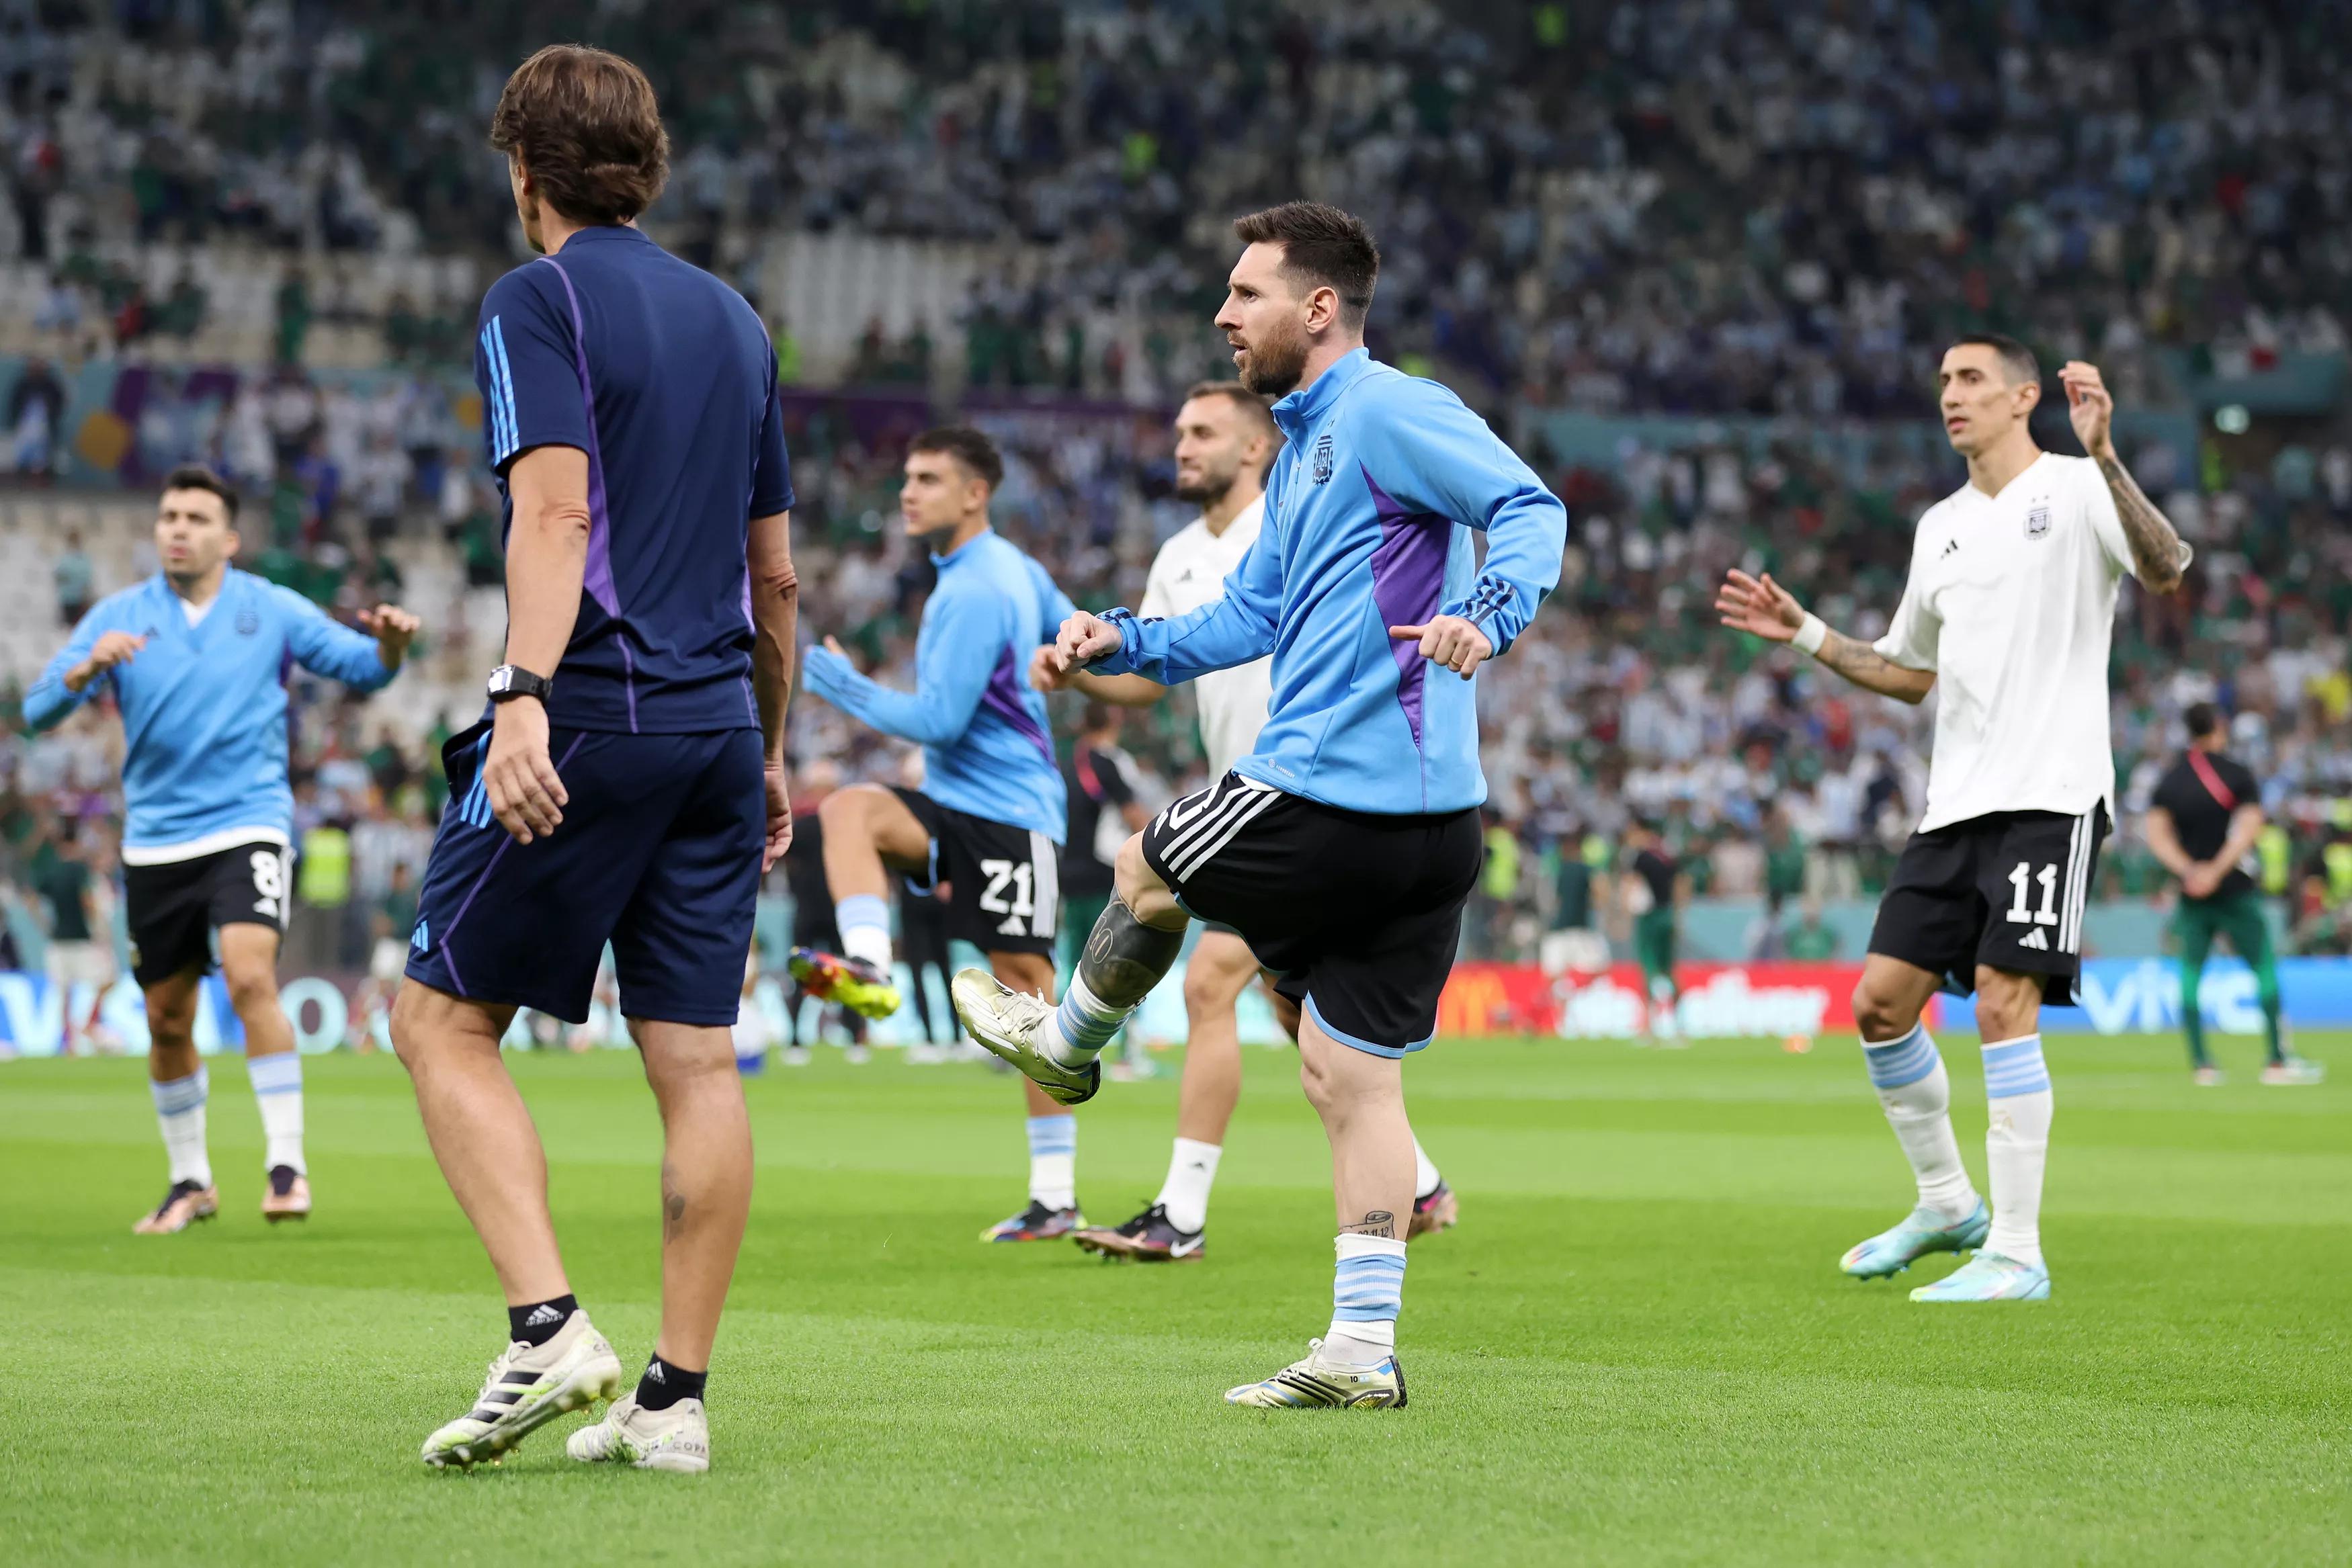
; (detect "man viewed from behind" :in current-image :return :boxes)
[394,45,800,1474]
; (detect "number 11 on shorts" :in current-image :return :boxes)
[2006,859,2058,926]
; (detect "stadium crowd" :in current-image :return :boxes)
[2,1,2348,406]
[5,0,2352,986]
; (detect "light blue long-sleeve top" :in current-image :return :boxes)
[1089,348,1566,814]
[802,528,1075,842]
[26,570,395,860]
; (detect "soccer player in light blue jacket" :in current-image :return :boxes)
[27,465,417,1234]
[800,426,1092,1244]
[954,204,1566,1406]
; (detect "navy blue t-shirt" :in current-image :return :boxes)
[474,224,791,733]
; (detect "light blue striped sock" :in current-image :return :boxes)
[1981,1034,2052,1097]
[1327,1235,1407,1364]
[1049,975,1129,1065]
[1025,1114,1077,1210]
[1980,1035,2053,1267]
[150,1068,212,1188]
[833,894,892,970]
[247,1051,306,1174]
[1861,1022,1939,1088]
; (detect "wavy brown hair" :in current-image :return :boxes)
[489,44,669,226]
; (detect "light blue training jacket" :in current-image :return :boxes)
[26,569,394,858]
[802,527,1075,842]
[1091,348,1565,814]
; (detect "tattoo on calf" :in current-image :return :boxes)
[1343,1211,1398,1239]
[661,1159,685,1240]
[1077,895,1185,1008]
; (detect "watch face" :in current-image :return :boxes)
[489,668,512,693]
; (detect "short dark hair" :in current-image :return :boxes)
[2185,701,2224,740]
[1081,701,1117,734]
[1949,332,2042,387]
[908,426,1003,490]
[160,464,239,522]
[490,44,670,226]
[1233,202,1380,328]
[1183,379,1280,446]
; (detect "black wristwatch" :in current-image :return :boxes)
[487,664,554,705]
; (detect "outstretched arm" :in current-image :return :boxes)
[1715,569,1935,705]
[801,593,993,745]
[2061,360,2189,595]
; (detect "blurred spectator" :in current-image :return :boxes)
[52,527,93,627]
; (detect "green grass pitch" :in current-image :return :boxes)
[2,1032,2346,1566]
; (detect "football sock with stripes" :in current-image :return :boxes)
[1325,1234,1406,1368]
[150,1068,212,1189]
[247,1049,306,1174]
[1042,895,1184,1069]
[1861,1023,1978,1223]
[636,1354,706,1411]
[1981,1034,2053,1268]
[1412,1137,1443,1201]
[834,894,893,972]
[1026,1114,1077,1211]
[1155,1137,1221,1233]
[507,1294,577,1348]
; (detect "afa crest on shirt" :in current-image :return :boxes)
[2025,501,2052,539]
[1312,433,1335,484]
[236,607,260,636]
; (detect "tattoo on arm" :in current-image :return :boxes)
[1814,629,1937,705]
[1342,1211,1397,1239]
[2096,455,2187,594]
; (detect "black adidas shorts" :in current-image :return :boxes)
[1868,805,2108,1004]
[1140,771,1479,1057]
[123,839,294,987]
[892,787,1059,958]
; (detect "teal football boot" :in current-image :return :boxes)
[1839,1199,1990,1278]
[1910,1251,2052,1303]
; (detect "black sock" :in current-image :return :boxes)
[636,1354,707,1411]
[507,1294,579,1348]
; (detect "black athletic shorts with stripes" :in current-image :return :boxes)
[1868,804,2109,1004]
[1140,771,1480,1057]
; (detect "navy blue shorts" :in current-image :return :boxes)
[405,721,764,1025]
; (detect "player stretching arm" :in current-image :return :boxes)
[1717,335,2187,1303]
[957,202,1564,1405]
[26,464,417,1235]
[394,45,794,1473]
[798,427,1093,1244]
[2144,703,2318,1085]
[1040,384,1459,1262]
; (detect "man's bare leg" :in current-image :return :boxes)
[219,923,308,1211]
[391,982,569,1304]
[632,1018,753,1377]
[814,783,930,978]
[397,980,630,1467]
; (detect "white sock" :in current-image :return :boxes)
[1411,1137,1442,1201]
[835,894,893,971]
[1325,1233,1406,1368]
[1154,1137,1222,1233]
[247,1050,306,1174]
[1026,1114,1077,1211]
[1982,1034,2054,1268]
[1861,1024,1977,1222]
[151,1068,213,1188]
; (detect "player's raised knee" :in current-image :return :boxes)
[1114,832,1183,926]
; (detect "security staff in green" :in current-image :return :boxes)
[2143,703,2322,1086]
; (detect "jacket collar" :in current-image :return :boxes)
[933,525,995,570]
[1271,347,1375,439]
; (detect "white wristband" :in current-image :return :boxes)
[1791,613,1828,656]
